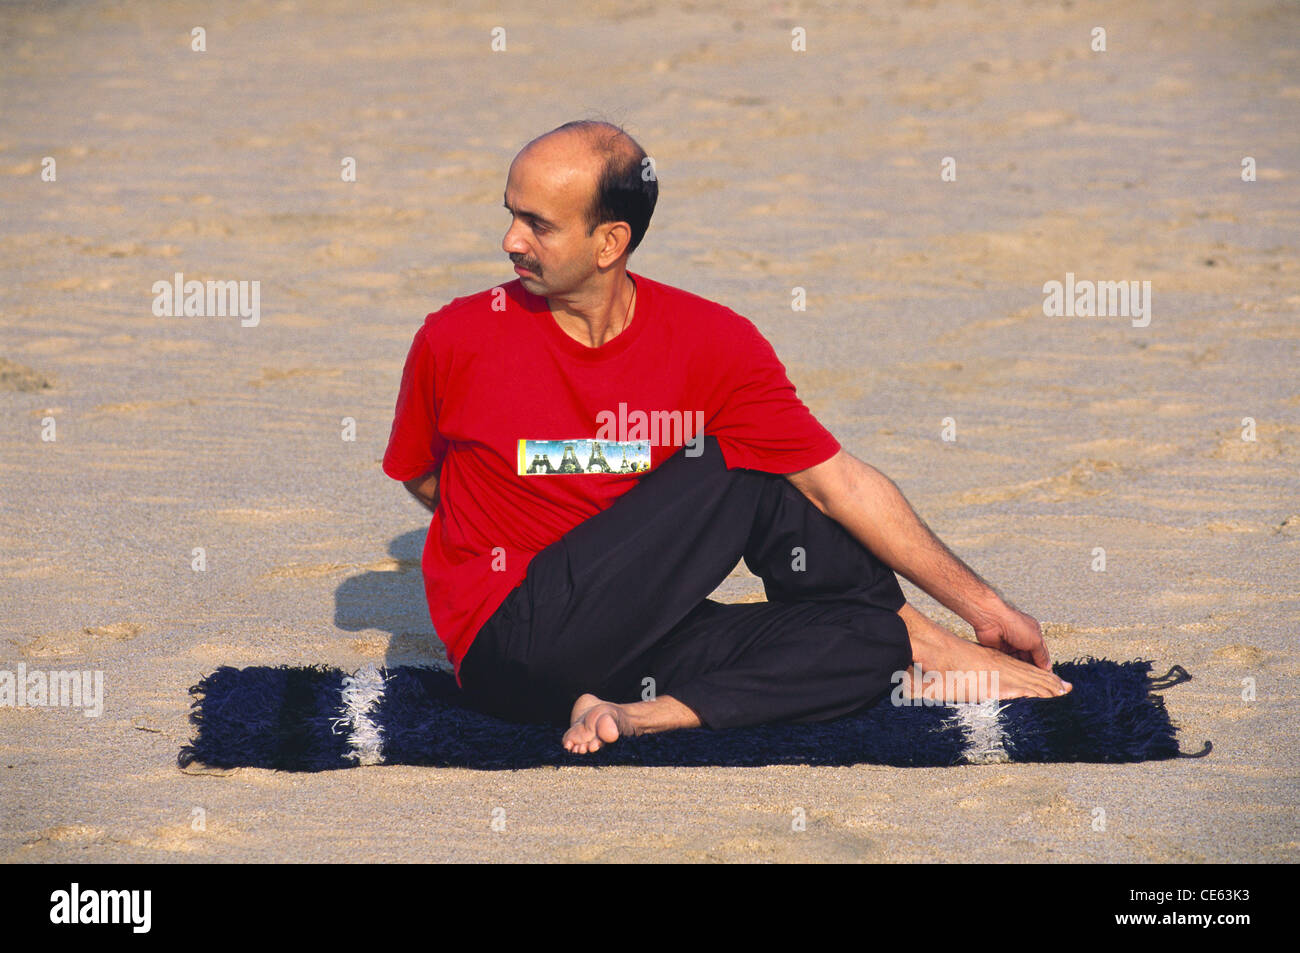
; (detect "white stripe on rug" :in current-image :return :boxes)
[951,699,1010,764]
[333,664,387,766]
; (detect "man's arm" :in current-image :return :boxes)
[403,466,441,515]
[785,449,1051,670]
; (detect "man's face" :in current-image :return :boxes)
[501,136,604,297]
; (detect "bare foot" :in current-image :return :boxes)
[561,692,703,754]
[898,603,1072,701]
[563,694,630,754]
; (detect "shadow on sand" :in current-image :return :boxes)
[332,526,449,672]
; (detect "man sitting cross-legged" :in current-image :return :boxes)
[383,119,1071,755]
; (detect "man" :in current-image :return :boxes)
[383,120,1071,755]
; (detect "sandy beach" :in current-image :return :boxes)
[1,0,1297,862]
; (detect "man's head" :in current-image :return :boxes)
[502,120,657,297]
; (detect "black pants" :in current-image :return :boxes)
[458,435,912,730]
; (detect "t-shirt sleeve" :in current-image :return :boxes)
[382,323,449,482]
[707,314,842,474]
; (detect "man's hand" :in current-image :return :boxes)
[971,604,1052,671]
[403,467,441,514]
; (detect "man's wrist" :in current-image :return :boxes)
[958,582,1007,628]
[917,534,1005,625]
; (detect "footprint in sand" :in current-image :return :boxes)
[261,557,420,581]
[246,367,341,388]
[74,239,182,259]
[1213,644,1266,665]
[1012,791,1088,832]
[312,241,379,265]
[1210,427,1293,461]
[89,399,197,416]
[20,824,107,850]
[350,631,441,661]
[127,821,241,853]
[24,621,146,657]
[0,357,54,392]
[211,507,330,524]
[957,459,1122,505]
[83,622,144,640]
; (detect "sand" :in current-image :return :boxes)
[1,0,1297,862]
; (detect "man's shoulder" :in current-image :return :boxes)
[423,280,526,325]
[414,279,532,344]
[637,273,757,335]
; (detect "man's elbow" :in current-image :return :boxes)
[785,450,852,517]
[401,467,441,510]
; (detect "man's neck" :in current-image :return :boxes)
[547,272,637,349]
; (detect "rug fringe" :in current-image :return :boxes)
[1148,664,1193,690]
[331,664,388,766]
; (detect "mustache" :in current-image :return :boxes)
[510,253,541,274]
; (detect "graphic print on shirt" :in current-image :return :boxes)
[517,439,651,475]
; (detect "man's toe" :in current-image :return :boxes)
[595,711,621,743]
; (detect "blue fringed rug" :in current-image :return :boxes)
[177,657,1210,772]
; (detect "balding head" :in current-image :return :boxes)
[518,120,657,256]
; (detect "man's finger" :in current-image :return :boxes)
[1031,641,1052,670]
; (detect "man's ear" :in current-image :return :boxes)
[596,221,632,267]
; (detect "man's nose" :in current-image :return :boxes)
[502,220,529,255]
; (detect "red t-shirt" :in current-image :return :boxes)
[382,272,841,683]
